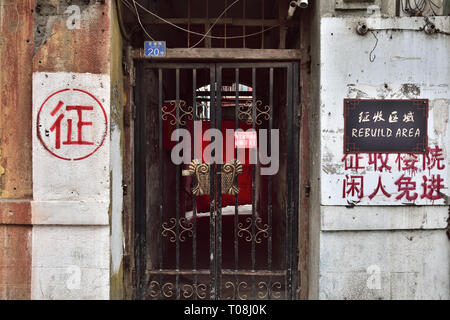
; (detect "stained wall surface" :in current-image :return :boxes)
[316,16,450,299]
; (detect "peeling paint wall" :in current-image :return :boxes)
[33,0,110,74]
[34,0,94,54]
[315,16,450,299]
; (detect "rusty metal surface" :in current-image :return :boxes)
[33,1,111,74]
[0,0,34,199]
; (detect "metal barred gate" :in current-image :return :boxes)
[134,62,300,300]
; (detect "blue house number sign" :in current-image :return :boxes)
[144,41,166,58]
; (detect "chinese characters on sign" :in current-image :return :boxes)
[37,88,108,161]
[344,99,428,153]
[339,99,447,205]
[341,146,446,203]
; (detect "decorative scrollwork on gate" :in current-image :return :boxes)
[238,101,253,123]
[162,217,193,243]
[178,101,194,125]
[162,100,193,125]
[238,217,253,242]
[224,281,283,300]
[188,159,210,196]
[182,283,208,299]
[149,281,208,299]
[179,217,193,242]
[224,281,249,300]
[255,101,271,125]
[257,282,269,299]
[237,217,269,243]
[161,218,177,243]
[225,281,248,300]
[149,280,161,298]
[271,282,282,299]
[237,282,249,300]
[238,100,271,125]
[221,159,243,195]
[196,283,208,299]
[162,282,175,298]
[224,282,235,300]
[148,281,176,298]
[254,217,269,243]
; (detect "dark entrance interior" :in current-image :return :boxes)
[134,62,299,300]
[120,0,301,50]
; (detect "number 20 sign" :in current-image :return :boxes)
[144,41,166,58]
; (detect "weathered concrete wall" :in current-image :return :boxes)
[32,71,111,299]
[315,16,450,299]
[320,230,449,299]
[320,0,444,17]
[0,0,34,299]
[31,0,112,299]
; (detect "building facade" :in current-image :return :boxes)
[0,0,449,300]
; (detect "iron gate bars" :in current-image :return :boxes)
[134,61,300,300]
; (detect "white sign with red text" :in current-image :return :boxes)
[32,72,110,202]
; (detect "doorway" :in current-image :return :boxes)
[134,61,300,300]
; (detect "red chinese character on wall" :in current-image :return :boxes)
[368,176,391,200]
[423,146,445,172]
[341,154,364,171]
[37,88,108,161]
[395,154,419,176]
[49,101,94,149]
[421,174,445,200]
[368,153,391,172]
[343,175,364,199]
[394,174,418,201]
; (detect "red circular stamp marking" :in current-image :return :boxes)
[37,89,108,161]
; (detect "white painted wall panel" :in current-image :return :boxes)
[32,72,111,299]
[319,230,450,300]
[320,17,450,206]
[31,200,109,225]
[317,17,450,300]
[32,72,110,202]
[31,226,109,300]
[321,205,449,230]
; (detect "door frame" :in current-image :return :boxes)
[122,48,302,300]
